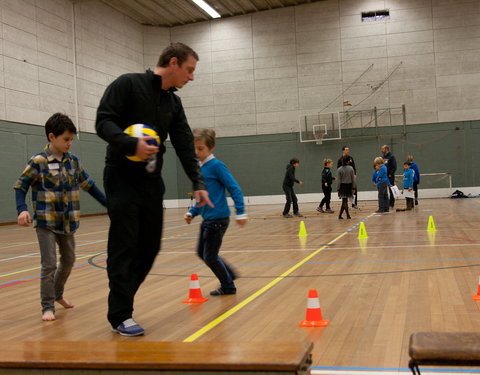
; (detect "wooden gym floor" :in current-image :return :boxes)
[2,198,480,373]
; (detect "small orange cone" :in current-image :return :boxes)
[472,275,480,301]
[182,274,208,303]
[299,289,329,327]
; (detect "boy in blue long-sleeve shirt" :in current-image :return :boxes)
[184,128,247,296]
[402,162,415,210]
[372,157,390,213]
[407,155,420,205]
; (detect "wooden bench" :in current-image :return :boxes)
[409,332,480,374]
[0,340,312,375]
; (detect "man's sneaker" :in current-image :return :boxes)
[352,205,359,209]
[294,213,303,217]
[316,207,324,213]
[210,288,236,296]
[325,209,334,213]
[112,318,145,337]
[283,214,293,218]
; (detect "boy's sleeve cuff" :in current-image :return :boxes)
[236,213,248,220]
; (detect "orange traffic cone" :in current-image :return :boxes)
[182,274,209,303]
[472,275,480,301]
[299,289,329,327]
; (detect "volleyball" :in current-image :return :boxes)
[123,124,160,162]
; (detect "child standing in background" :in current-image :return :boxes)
[398,161,414,211]
[13,113,106,321]
[372,156,390,213]
[184,128,247,296]
[282,158,304,218]
[336,156,356,219]
[407,155,420,205]
[317,159,335,213]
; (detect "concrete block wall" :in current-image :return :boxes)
[0,0,479,138]
[0,0,153,133]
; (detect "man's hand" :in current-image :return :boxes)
[194,190,214,208]
[17,211,32,227]
[134,136,159,161]
[299,181,304,185]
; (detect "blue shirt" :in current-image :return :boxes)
[410,162,420,183]
[403,168,414,189]
[189,155,246,220]
[372,164,389,184]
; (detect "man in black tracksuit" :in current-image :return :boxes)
[381,144,397,208]
[96,43,211,336]
[282,158,303,217]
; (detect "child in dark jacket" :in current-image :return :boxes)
[317,159,335,213]
[282,158,304,218]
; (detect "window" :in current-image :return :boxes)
[361,9,390,22]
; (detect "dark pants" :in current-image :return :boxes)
[413,181,419,204]
[406,197,414,210]
[378,181,389,212]
[319,185,331,209]
[197,218,235,291]
[283,184,299,215]
[388,176,395,207]
[104,167,165,328]
[339,198,350,218]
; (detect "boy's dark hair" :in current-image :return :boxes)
[342,145,349,151]
[404,161,411,166]
[45,112,77,140]
[192,128,216,149]
[289,158,299,165]
[157,42,199,67]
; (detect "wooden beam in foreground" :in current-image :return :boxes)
[0,341,312,375]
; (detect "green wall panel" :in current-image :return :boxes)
[1,120,479,223]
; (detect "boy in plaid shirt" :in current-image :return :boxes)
[14,113,106,321]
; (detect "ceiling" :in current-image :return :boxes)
[100,0,325,27]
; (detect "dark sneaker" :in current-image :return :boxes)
[283,214,293,218]
[112,318,145,337]
[210,288,236,296]
[325,209,334,213]
[293,213,303,217]
[316,207,324,213]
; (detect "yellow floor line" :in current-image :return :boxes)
[182,230,349,342]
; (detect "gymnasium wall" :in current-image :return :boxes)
[2,118,479,223]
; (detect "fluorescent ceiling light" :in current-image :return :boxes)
[191,0,221,18]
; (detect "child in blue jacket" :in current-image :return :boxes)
[402,161,414,210]
[372,157,390,213]
[184,128,247,296]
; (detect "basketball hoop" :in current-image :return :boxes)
[312,124,327,145]
[314,132,325,145]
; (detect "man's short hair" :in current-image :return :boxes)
[45,112,77,140]
[157,42,199,67]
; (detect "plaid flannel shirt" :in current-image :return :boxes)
[14,145,94,234]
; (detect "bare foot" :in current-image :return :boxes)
[56,298,74,309]
[42,310,56,321]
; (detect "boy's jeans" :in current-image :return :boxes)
[197,218,235,291]
[377,181,389,212]
[36,227,75,313]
